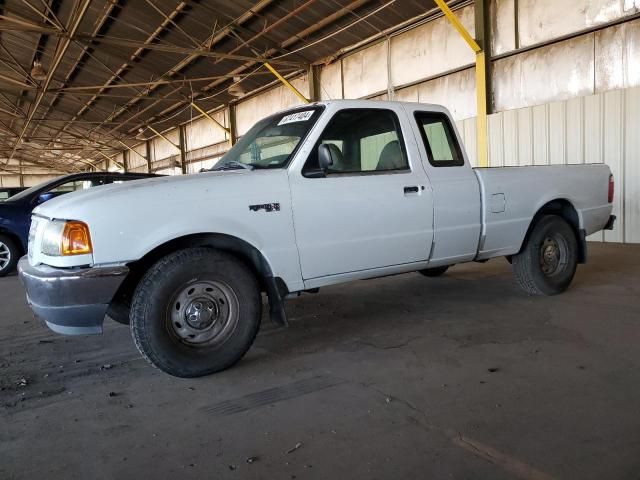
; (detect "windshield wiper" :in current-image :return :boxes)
[212,161,256,171]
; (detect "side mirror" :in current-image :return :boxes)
[37,192,56,204]
[318,144,334,172]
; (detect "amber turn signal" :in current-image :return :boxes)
[61,221,93,256]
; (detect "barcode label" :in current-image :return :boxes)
[277,111,314,126]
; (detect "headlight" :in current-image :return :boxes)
[41,220,93,256]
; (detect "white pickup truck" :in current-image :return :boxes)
[19,100,615,377]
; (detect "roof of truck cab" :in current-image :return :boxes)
[297,99,449,112]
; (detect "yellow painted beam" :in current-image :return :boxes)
[147,125,181,152]
[474,51,489,168]
[190,102,230,133]
[264,62,310,104]
[117,139,146,164]
[97,149,124,170]
[435,0,488,167]
[434,0,481,53]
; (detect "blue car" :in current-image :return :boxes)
[0,187,27,201]
[0,172,158,276]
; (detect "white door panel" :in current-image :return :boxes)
[291,172,433,279]
[289,105,434,280]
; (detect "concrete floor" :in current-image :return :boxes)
[1,243,639,479]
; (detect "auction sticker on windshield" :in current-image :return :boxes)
[278,111,314,126]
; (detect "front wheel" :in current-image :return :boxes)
[512,215,578,295]
[0,234,20,277]
[130,248,261,378]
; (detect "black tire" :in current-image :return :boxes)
[419,266,449,277]
[0,234,20,277]
[130,248,261,378]
[512,215,578,296]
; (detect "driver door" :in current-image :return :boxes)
[288,107,433,281]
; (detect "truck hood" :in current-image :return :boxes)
[34,169,255,220]
[30,167,294,266]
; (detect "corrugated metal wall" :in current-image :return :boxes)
[456,85,640,243]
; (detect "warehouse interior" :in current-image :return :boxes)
[1,1,640,478]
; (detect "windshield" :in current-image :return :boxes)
[212,106,324,170]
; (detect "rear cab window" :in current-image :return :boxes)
[414,111,464,167]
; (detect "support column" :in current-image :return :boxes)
[308,64,321,102]
[145,140,152,173]
[435,0,489,167]
[178,124,188,174]
[474,52,489,167]
[228,104,238,147]
[123,149,129,172]
[475,0,492,115]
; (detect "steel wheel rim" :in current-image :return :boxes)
[539,234,568,277]
[0,242,10,270]
[166,280,239,347]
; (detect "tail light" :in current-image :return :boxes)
[608,174,614,203]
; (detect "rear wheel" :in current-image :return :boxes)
[512,215,578,295]
[0,234,19,277]
[419,266,449,278]
[130,248,261,378]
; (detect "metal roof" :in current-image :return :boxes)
[0,0,437,174]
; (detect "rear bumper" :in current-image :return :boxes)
[604,215,616,231]
[18,257,128,335]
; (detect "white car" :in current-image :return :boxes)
[19,100,615,377]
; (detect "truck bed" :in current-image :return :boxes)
[474,164,612,260]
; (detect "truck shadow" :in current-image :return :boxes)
[242,265,570,370]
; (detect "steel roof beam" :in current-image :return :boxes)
[4,0,93,166]
[126,0,370,133]
[28,0,120,140]
[95,0,277,130]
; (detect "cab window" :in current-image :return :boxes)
[303,109,409,176]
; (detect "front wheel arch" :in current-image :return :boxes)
[109,233,285,325]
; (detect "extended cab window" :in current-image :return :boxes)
[414,112,464,167]
[304,109,408,175]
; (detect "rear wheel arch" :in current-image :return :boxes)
[512,215,579,295]
[520,199,585,263]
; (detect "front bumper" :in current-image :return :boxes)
[18,257,128,335]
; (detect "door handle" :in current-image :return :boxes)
[404,186,419,194]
